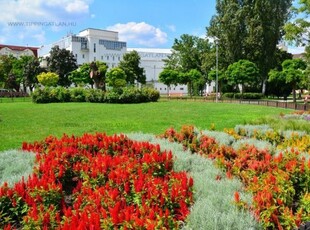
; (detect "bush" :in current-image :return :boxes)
[69,87,87,102]
[223,92,264,99]
[31,86,160,104]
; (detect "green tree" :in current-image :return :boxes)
[178,69,202,97]
[20,56,43,92]
[284,0,310,48]
[89,61,108,90]
[0,55,16,88]
[268,69,291,100]
[118,50,146,85]
[37,72,59,87]
[282,58,307,102]
[225,59,259,94]
[106,67,127,89]
[207,0,292,94]
[46,46,77,87]
[69,63,92,87]
[158,68,179,95]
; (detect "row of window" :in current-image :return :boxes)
[72,36,88,43]
[75,53,121,61]
[98,40,126,50]
[157,87,185,91]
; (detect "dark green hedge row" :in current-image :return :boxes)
[222,92,264,99]
[31,87,160,104]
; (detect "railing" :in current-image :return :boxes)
[163,96,309,111]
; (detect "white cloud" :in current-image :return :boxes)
[0,0,91,45]
[166,24,176,32]
[65,0,89,13]
[107,22,168,47]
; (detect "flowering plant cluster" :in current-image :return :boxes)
[160,125,310,229]
[0,133,193,229]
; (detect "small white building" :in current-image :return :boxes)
[127,48,188,95]
[39,28,127,68]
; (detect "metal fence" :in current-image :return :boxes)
[165,96,310,111]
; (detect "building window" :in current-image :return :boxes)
[107,56,109,60]
[82,54,85,59]
[180,88,184,90]
[75,54,77,59]
[118,57,120,61]
[112,56,115,61]
[94,57,96,61]
[94,43,96,53]
[101,56,103,60]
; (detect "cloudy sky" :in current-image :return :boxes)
[0,0,304,53]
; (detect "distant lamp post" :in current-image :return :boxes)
[215,37,219,103]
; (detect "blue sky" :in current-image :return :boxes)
[0,0,304,54]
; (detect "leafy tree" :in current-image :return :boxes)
[207,0,292,94]
[178,69,202,97]
[46,46,77,87]
[284,0,310,48]
[37,72,59,87]
[90,61,108,90]
[225,59,259,94]
[282,58,307,102]
[0,55,16,88]
[268,69,291,100]
[106,67,127,89]
[118,50,146,85]
[20,56,43,92]
[158,68,179,95]
[69,63,92,87]
[208,69,228,93]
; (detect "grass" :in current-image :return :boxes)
[0,100,291,151]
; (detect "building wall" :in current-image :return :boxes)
[0,46,38,58]
[39,28,126,68]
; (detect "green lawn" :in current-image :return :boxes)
[0,100,290,151]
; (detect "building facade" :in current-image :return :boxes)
[39,28,217,95]
[0,44,39,58]
[127,48,188,95]
[39,28,127,68]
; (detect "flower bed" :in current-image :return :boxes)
[160,125,310,229]
[0,133,193,229]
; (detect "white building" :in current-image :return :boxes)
[127,48,188,95]
[39,28,217,95]
[39,28,127,68]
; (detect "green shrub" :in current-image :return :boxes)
[31,87,53,103]
[70,87,87,102]
[31,86,160,104]
[223,92,264,99]
[85,89,105,103]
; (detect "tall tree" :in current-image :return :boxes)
[282,58,307,102]
[46,46,78,87]
[284,0,310,48]
[225,59,260,94]
[0,55,16,88]
[158,68,180,95]
[20,56,43,92]
[207,0,292,94]
[90,61,108,90]
[118,50,146,85]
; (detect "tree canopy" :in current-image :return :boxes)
[207,0,293,94]
[225,59,259,94]
[46,46,78,87]
[118,50,146,85]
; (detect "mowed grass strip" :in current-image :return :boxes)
[0,100,290,151]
